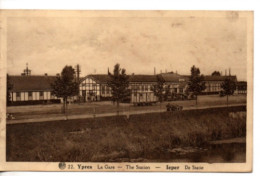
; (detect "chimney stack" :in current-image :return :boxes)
[154,67,156,75]
[44,73,48,76]
[229,68,231,76]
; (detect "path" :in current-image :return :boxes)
[7,103,246,125]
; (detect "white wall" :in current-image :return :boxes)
[12,92,16,101]
[20,92,25,101]
[24,92,28,101]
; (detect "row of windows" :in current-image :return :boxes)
[15,91,54,98]
[207,84,221,91]
[81,83,97,87]
[101,86,111,94]
[131,84,150,91]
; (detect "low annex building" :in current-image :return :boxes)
[9,75,60,105]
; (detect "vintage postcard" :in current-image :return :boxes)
[0,10,253,172]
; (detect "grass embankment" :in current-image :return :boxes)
[7,106,246,162]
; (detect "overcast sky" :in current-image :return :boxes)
[7,14,247,81]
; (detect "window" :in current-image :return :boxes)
[51,92,55,99]
[28,92,33,100]
[145,85,148,91]
[39,91,44,100]
[16,92,21,101]
[93,84,96,90]
[101,85,105,94]
[82,90,86,96]
[106,86,110,94]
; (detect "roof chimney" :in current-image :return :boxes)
[44,73,48,76]
[154,67,156,75]
[229,68,231,76]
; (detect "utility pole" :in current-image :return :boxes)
[75,64,81,103]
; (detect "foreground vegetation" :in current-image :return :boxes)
[7,106,246,162]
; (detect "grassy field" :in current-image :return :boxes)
[7,94,246,120]
[7,106,246,162]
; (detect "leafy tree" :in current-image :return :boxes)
[221,77,236,107]
[6,74,13,106]
[211,71,221,76]
[164,85,171,101]
[187,65,206,105]
[51,66,79,113]
[152,75,165,103]
[108,64,130,113]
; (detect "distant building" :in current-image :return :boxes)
[236,81,247,94]
[203,75,237,94]
[9,75,60,105]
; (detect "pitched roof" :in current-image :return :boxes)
[160,73,188,82]
[83,74,158,83]
[129,75,157,82]
[85,74,111,83]
[9,76,57,92]
[204,75,237,82]
[82,74,238,84]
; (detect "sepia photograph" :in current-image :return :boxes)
[0,10,253,172]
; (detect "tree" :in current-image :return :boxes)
[187,65,206,105]
[211,71,221,76]
[51,66,79,114]
[6,74,13,106]
[221,77,236,107]
[164,85,171,101]
[108,64,130,113]
[152,75,165,103]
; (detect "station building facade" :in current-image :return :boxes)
[79,73,190,103]
[8,69,246,105]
